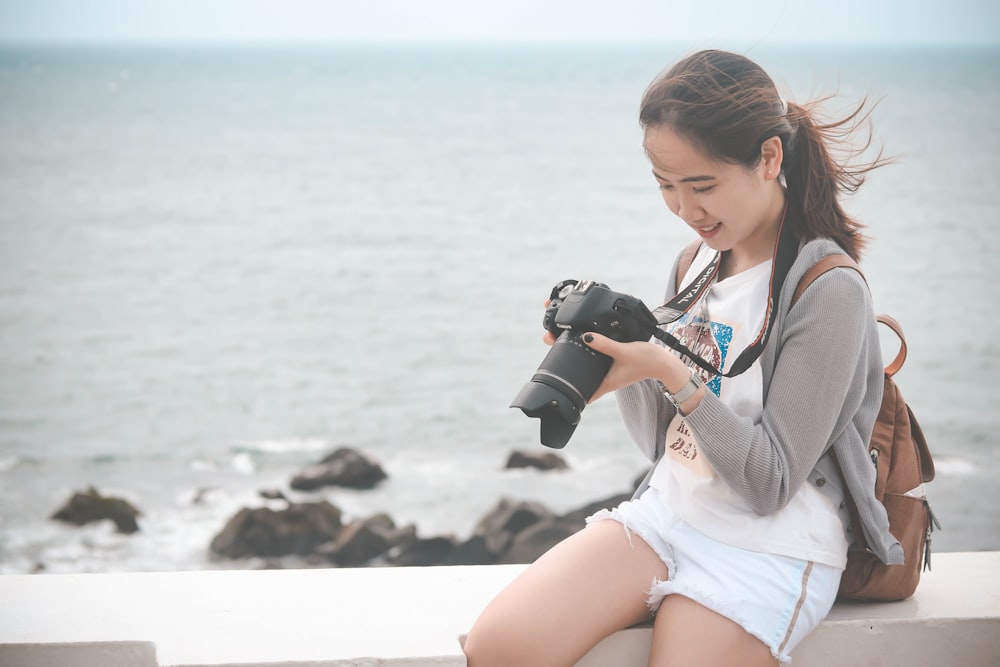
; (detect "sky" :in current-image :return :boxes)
[0,0,998,47]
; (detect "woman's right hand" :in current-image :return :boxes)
[542,299,557,345]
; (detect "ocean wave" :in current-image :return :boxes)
[933,457,978,477]
[231,438,332,455]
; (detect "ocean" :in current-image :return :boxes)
[1,43,998,574]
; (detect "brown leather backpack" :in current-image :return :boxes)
[794,255,939,602]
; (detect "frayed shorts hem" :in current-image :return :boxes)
[586,490,841,663]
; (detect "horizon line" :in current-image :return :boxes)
[1,37,998,50]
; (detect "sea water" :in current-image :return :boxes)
[1,43,998,573]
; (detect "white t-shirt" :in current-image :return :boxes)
[649,246,849,568]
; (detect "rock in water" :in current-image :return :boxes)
[290,446,388,491]
[210,501,344,558]
[50,487,141,534]
[504,450,569,471]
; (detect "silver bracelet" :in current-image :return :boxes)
[663,369,703,406]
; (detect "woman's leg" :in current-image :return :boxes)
[463,519,668,667]
[647,594,778,667]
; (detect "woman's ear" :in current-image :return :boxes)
[760,136,783,181]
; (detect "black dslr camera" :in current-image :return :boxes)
[510,280,657,449]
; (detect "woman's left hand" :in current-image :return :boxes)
[582,332,679,402]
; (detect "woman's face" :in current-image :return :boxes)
[644,124,783,258]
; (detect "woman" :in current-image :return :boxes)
[463,49,899,666]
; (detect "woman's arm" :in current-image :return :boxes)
[614,379,675,462]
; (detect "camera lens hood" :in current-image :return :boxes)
[510,378,581,449]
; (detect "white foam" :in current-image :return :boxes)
[933,457,977,477]
[230,452,256,475]
[235,438,331,455]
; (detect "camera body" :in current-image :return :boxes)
[542,279,651,343]
[511,280,654,448]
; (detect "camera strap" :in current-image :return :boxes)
[648,205,797,379]
[650,250,722,324]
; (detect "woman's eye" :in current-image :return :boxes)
[693,185,715,194]
[659,184,674,191]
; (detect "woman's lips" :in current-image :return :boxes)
[694,222,721,239]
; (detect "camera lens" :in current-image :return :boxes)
[510,334,613,448]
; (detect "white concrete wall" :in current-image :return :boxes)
[0,552,997,666]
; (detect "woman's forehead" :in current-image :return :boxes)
[644,126,724,176]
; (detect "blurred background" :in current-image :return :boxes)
[1,0,997,573]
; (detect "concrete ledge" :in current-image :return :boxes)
[0,642,158,667]
[0,552,997,666]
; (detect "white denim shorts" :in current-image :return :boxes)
[587,487,842,663]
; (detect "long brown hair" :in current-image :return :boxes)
[639,49,889,261]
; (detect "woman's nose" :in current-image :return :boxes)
[675,190,705,222]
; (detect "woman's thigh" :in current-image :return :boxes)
[463,519,668,667]
[649,594,777,667]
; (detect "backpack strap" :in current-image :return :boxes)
[791,254,907,378]
[791,254,863,305]
[876,314,907,378]
[675,239,703,291]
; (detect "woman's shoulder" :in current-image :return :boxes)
[793,238,850,269]
[789,239,865,287]
[785,238,871,312]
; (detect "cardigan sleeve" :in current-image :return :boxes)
[615,379,675,462]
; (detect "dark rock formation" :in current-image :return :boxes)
[439,493,634,566]
[439,535,495,566]
[319,513,417,567]
[209,500,343,558]
[498,519,580,564]
[207,466,646,568]
[258,488,288,501]
[504,450,569,471]
[476,498,554,536]
[474,492,633,565]
[385,536,460,567]
[290,447,388,491]
[50,487,141,534]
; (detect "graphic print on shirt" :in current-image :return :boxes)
[661,310,733,477]
[668,312,731,397]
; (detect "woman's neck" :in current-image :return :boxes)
[720,187,786,280]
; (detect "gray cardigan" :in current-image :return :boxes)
[619,238,903,566]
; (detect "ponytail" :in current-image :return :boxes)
[782,98,890,261]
